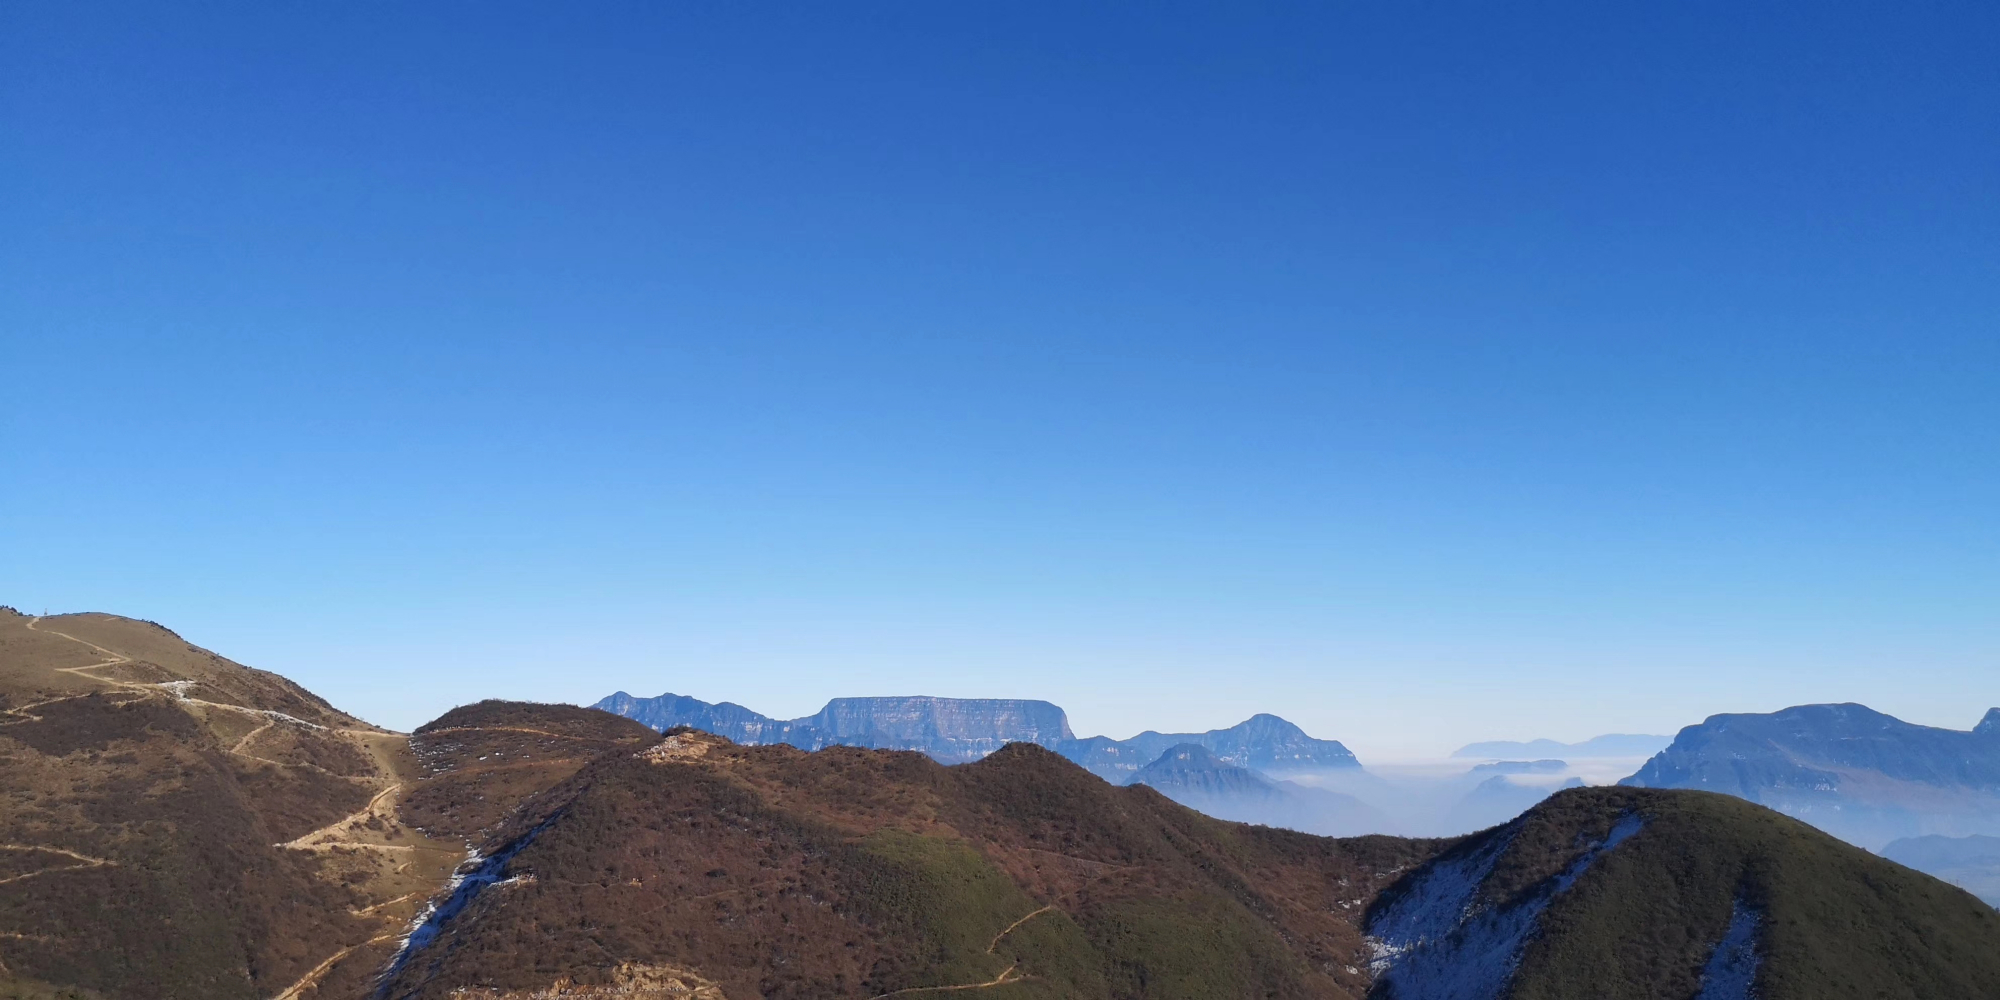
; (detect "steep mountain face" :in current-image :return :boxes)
[0,610,461,1000]
[376,725,1437,1000]
[1127,743,1386,838]
[1882,834,2000,907]
[1452,734,1671,759]
[594,692,1358,778]
[1620,702,2000,848]
[1367,786,2000,1000]
[591,692,1073,763]
[801,696,1074,761]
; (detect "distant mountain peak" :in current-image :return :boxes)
[1621,702,2000,849]
[594,691,1359,778]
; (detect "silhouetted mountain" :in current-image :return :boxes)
[1453,733,1671,758]
[1060,713,1361,783]
[1127,743,1387,837]
[1621,702,2000,849]
[1883,834,2000,907]
[1441,775,1585,834]
[594,691,1359,779]
[1469,759,1567,774]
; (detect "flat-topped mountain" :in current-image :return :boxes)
[372,713,2000,1000]
[595,691,1359,778]
[1621,702,2000,849]
[593,692,1072,764]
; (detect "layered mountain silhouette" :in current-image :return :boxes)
[1124,743,1387,837]
[593,692,1074,763]
[9,611,2000,1000]
[1882,834,2000,907]
[595,690,1359,779]
[1621,702,2000,849]
[1452,733,1672,759]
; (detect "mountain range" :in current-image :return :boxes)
[1452,734,1673,759]
[594,690,1361,780]
[1123,743,1386,837]
[1621,702,2000,849]
[6,608,2000,1000]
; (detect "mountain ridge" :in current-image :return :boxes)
[593,690,1359,779]
[1621,701,2000,849]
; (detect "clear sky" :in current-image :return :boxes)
[5,3,1996,757]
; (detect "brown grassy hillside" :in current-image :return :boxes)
[0,610,460,1000]
[378,727,1444,1000]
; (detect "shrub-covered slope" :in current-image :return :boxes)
[0,610,459,1000]
[377,727,1439,1000]
[1367,786,2000,1000]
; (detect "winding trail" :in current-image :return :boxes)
[870,964,1025,998]
[19,618,330,732]
[267,932,400,1000]
[865,903,1060,998]
[987,905,1055,953]
[0,844,119,886]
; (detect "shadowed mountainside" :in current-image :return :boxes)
[1621,702,2000,849]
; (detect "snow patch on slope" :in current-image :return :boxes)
[1366,814,1644,1000]
[375,814,560,995]
[1694,901,1761,1000]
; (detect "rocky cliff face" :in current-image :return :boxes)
[591,692,1073,764]
[800,696,1074,761]
[1621,702,2000,849]
[594,692,1360,774]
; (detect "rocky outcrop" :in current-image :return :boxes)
[1621,703,2000,849]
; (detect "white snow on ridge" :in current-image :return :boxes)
[1694,901,1761,1000]
[1366,814,1645,1000]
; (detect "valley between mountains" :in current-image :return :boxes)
[3,609,1998,1000]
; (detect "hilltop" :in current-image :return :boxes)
[7,614,2000,1000]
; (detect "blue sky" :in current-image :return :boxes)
[5,3,1996,756]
